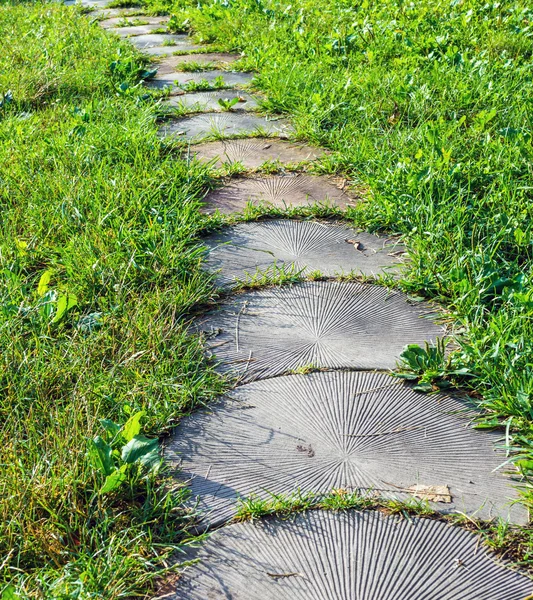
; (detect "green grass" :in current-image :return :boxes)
[0,3,225,597]
[2,0,533,597]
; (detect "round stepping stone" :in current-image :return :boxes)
[154,53,240,75]
[129,33,197,49]
[147,70,253,93]
[203,220,402,287]
[167,371,525,527]
[165,91,258,113]
[191,137,324,169]
[172,510,532,599]
[200,174,355,214]
[159,112,292,142]
[107,23,168,36]
[195,281,444,380]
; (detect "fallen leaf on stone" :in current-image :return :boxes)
[346,239,364,251]
[407,484,452,503]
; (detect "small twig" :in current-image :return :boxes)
[235,300,248,352]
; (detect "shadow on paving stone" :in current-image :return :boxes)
[188,137,325,169]
[154,53,240,75]
[202,220,404,288]
[164,91,259,113]
[159,112,293,142]
[199,174,356,214]
[169,511,533,599]
[194,281,445,380]
[165,371,527,528]
[147,70,253,93]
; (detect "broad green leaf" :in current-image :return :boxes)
[2,585,20,600]
[37,270,53,297]
[51,293,78,323]
[100,418,122,441]
[412,382,433,393]
[122,410,144,442]
[90,436,114,476]
[99,467,127,494]
[39,289,57,320]
[121,435,158,465]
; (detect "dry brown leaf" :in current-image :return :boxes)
[407,484,452,503]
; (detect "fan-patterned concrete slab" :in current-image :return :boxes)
[159,113,292,142]
[99,16,169,29]
[141,44,203,56]
[107,23,168,36]
[129,33,197,49]
[167,372,526,526]
[165,91,258,113]
[200,174,355,214]
[190,137,324,168]
[195,281,444,380]
[155,53,240,75]
[171,511,532,599]
[147,70,253,93]
[203,220,403,287]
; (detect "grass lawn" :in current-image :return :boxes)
[1,0,533,597]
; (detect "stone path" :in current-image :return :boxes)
[78,2,531,596]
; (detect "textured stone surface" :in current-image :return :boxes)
[89,7,142,18]
[203,220,403,287]
[195,281,444,380]
[147,70,253,93]
[165,91,258,113]
[99,16,168,29]
[200,174,356,214]
[171,511,533,599]
[154,53,240,75]
[159,112,292,142]
[128,33,196,49]
[107,23,168,36]
[140,44,203,56]
[191,137,324,168]
[167,371,525,526]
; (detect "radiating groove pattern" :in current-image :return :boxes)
[203,220,403,287]
[147,70,253,92]
[191,137,324,168]
[107,23,166,36]
[167,371,525,526]
[159,112,292,142]
[155,53,239,75]
[166,91,258,113]
[129,33,193,49]
[195,281,444,378]
[201,173,355,214]
[171,510,532,599]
